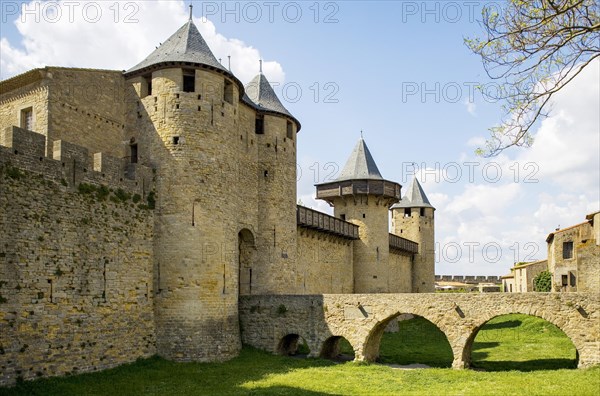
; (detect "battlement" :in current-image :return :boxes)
[0,126,154,196]
[435,275,501,284]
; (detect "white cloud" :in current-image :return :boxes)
[463,98,477,116]
[0,0,284,84]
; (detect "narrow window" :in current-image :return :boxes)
[286,120,294,140]
[420,208,425,217]
[130,143,138,164]
[143,75,152,96]
[255,115,264,134]
[561,274,568,286]
[569,271,576,287]
[362,213,366,219]
[173,136,180,145]
[20,107,33,130]
[224,79,233,104]
[562,241,573,259]
[183,69,195,93]
[404,208,411,217]
[340,214,346,221]
[509,284,512,292]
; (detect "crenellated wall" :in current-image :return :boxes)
[0,127,156,387]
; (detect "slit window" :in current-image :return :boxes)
[561,274,568,286]
[173,136,180,145]
[340,214,345,221]
[183,69,195,93]
[130,143,138,164]
[562,241,573,259]
[404,208,411,217]
[143,75,152,97]
[255,115,264,134]
[420,208,425,217]
[20,107,33,130]
[224,79,233,104]
[286,121,294,140]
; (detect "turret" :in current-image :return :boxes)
[242,70,300,294]
[316,138,401,292]
[390,177,435,292]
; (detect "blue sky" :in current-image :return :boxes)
[1,1,598,276]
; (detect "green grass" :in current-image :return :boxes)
[1,315,596,396]
[378,316,454,367]
[471,313,578,371]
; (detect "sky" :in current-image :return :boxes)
[1,0,598,276]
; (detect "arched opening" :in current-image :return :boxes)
[238,229,255,296]
[371,313,453,367]
[277,334,310,357]
[320,336,355,361]
[469,313,578,371]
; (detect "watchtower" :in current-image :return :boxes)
[316,138,401,292]
[391,177,436,292]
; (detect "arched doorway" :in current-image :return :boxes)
[366,313,453,367]
[238,229,255,296]
[469,314,578,371]
[320,336,355,361]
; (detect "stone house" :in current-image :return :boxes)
[547,211,600,292]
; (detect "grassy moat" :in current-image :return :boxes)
[2,314,597,396]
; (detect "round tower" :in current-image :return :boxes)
[123,16,248,362]
[243,71,300,294]
[390,177,435,292]
[316,138,401,293]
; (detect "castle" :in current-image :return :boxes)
[0,16,434,384]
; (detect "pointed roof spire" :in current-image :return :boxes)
[244,72,293,119]
[126,18,229,76]
[336,138,384,181]
[391,177,434,209]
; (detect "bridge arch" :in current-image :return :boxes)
[360,309,455,363]
[320,335,355,360]
[460,308,583,369]
[277,333,310,356]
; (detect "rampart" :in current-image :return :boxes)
[0,126,156,386]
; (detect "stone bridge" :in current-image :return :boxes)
[239,293,600,368]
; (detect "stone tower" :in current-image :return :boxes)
[390,177,435,292]
[243,72,299,294]
[122,16,299,362]
[316,138,401,292]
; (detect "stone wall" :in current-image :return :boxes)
[296,228,354,293]
[0,70,49,153]
[240,292,600,368]
[0,129,156,387]
[0,68,126,159]
[548,221,596,292]
[513,260,547,292]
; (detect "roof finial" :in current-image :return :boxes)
[360,130,363,139]
[189,2,193,20]
[228,55,231,71]
[259,59,263,73]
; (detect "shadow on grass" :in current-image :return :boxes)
[471,358,578,372]
[0,347,341,396]
[480,320,522,330]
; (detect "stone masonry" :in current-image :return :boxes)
[240,293,600,369]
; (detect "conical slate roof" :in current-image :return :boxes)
[391,177,434,209]
[336,138,384,181]
[244,73,293,118]
[126,19,228,75]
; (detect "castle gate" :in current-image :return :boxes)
[239,293,600,368]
